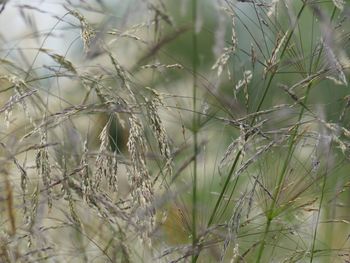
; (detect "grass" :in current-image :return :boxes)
[191,0,199,261]
[0,0,350,262]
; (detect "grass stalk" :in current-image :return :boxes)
[309,142,331,262]
[309,7,337,262]
[257,11,335,251]
[253,2,309,262]
[196,2,308,262]
[192,0,199,261]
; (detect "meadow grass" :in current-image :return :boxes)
[0,0,350,262]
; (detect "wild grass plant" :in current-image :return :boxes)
[0,0,350,262]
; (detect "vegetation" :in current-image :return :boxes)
[0,0,349,262]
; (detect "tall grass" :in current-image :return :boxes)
[0,0,349,262]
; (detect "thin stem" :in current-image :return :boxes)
[310,140,332,262]
[254,2,308,262]
[192,0,198,261]
[197,1,307,262]
[309,7,337,262]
